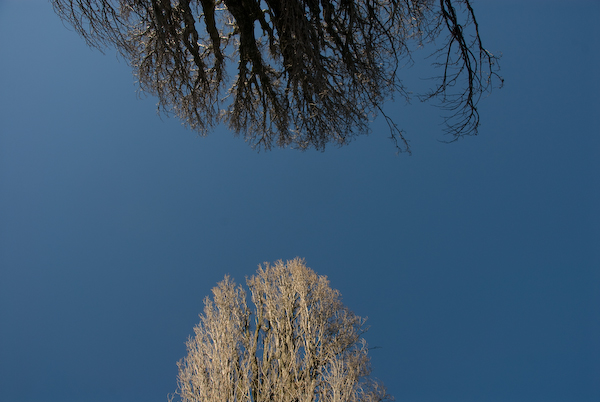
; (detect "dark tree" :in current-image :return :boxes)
[52,0,501,152]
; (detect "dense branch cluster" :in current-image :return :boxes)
[52,0,500,152]
[173,258,389,402]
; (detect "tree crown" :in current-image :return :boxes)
[174,258,390,402]
[52,0,501,153]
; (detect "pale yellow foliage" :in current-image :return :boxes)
[174,258,390,402]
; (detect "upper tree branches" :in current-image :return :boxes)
[174,258,390,402]
[52,0,501,152]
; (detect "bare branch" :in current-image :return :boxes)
[175,258,392,402]
[52,0,501,152]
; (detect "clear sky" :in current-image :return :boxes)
[0,1,598,402]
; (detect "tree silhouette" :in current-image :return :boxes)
[173,258,389,402]
[52,0,501,152]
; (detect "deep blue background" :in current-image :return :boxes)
[1,1,598,401]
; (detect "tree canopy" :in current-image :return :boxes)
[52,0,501,152]
[173,258,389,402]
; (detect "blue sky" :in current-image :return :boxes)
[1,1,599,402]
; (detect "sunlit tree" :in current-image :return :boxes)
[53,0,501,152]
[173,258,389,402]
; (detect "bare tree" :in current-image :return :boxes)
[173,258,390,402]
[52,0,501,153]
